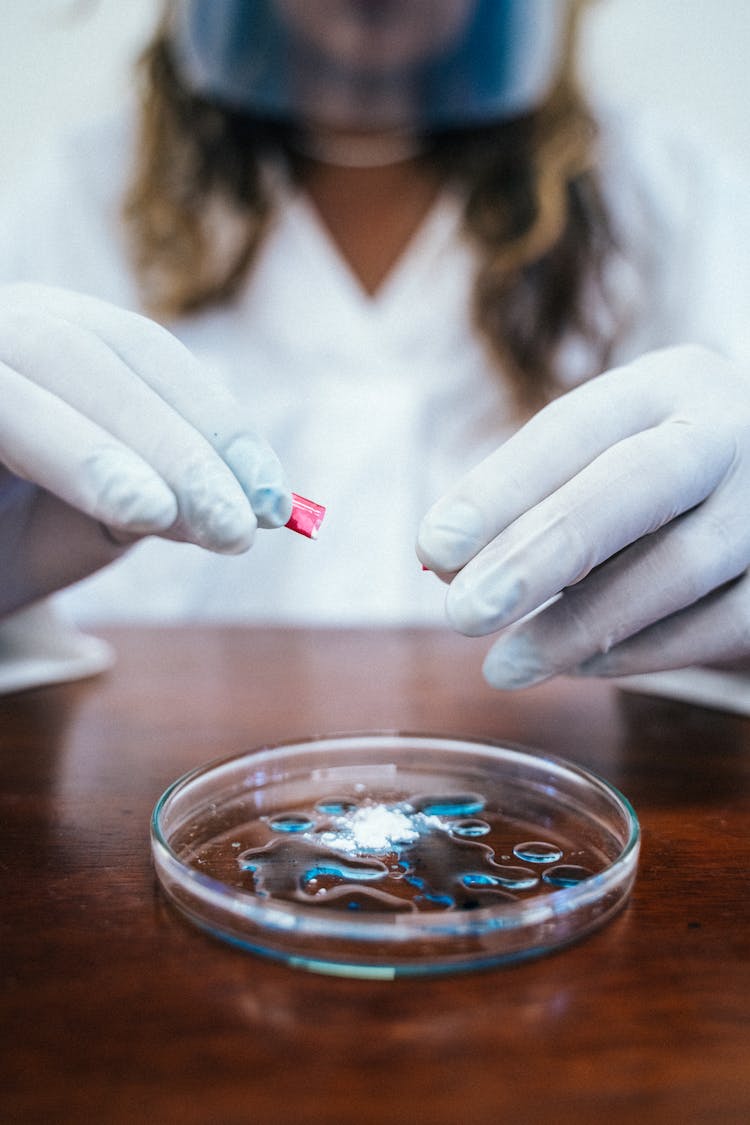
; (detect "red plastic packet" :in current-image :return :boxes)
[285,493,326,539]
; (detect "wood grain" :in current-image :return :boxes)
[1,627,748,1124]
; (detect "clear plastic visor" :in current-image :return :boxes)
[170,0,572,131]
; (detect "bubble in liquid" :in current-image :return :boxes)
[462,873,495,888]
[301,861,389,888]
[413,793,485,817]
[268,813,316,833]
[451,819,491,838]
[315,797,358,815]
[542,865,593,888]
[513,841,564,864]
[463,866,538,891]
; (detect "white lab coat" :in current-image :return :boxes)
[1,105,750,700]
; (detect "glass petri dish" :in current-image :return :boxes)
[151,732,639,978]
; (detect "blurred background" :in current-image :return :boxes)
[1,0,748,204]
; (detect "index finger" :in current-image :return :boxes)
[7,285,292,530]
[417,356,675,574]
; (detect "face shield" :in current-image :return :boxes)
[169,0,574,133]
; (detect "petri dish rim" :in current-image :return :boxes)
[151,731,640,972]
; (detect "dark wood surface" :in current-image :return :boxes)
[2,626,749,1125]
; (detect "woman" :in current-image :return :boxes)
[1,0,749,694]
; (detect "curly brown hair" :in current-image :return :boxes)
[123,2,621,409]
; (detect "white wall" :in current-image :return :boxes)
[579,0,750,156]
[1,0,749,204]
[0,0,158,203]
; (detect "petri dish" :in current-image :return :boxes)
[151,732,639,978]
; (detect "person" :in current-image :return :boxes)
[1,0,749,698]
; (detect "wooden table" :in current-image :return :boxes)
[1,627,749,1124]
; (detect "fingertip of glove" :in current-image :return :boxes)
[224,437,289,520]
[253,485,294,529]
[482,634,551,690]
[86,451,178,535]
[417,499,486,573]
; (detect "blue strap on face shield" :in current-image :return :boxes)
[173,0,287,116]
[421,0,568,125]
[170,0,570,131]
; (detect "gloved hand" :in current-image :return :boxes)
[0,282,292,617]
[417,345,750,687]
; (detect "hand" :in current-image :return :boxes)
[0,283,292,616]
[417,346,750,687]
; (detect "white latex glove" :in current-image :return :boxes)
[417,346,750,688]
[0,283,292,617]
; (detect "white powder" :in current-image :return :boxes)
[317,803,440,856]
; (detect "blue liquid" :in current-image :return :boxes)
[268,813,316,833]
[314,798,358,815]
[513,841,564,864]
[413,793,485,817]
[302,861,386,886]
[189,791,605,915]
[542,865,593,888]
[451,819,491,838]
[463,866,538,891]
